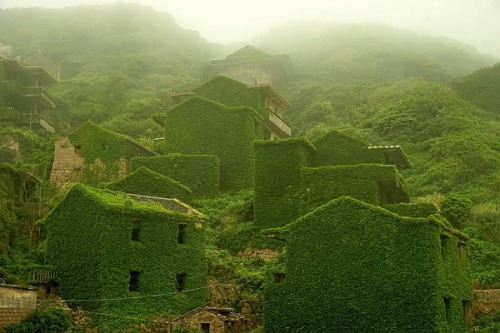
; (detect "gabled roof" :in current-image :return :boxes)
[262,196,465,240]
[105,166,192,200]
[224,45,271,62]
[68,120,156,157]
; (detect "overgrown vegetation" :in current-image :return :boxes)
[0,3,498,332]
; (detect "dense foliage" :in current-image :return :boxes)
[0,4,498,331]
[4,307,73,333]
[264,197,472,333]
[163,96,263,192]
[45,185,207,328]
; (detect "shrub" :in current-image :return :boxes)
[5,307,72,333]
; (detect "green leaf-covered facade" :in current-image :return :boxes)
[254,130,411,229]
[263,197,472,333]
[45,184,207,319]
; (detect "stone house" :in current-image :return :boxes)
[0,284,37,331]
[263,196,473,333]
[254,130,413,230]
[147,76,292,194]
[172,307,246,333]
[201,45,292,87]
[0,58,56,133]
[50,121,155,187]
[44,184,207,318]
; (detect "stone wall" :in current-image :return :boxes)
[0,285,37,332]
[49,137,85,187]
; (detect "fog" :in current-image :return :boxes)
[2,0,500,58]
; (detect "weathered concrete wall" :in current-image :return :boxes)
[0,285,37,332]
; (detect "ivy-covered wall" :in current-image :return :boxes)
[311,130,385,166]
[193,76,266,116]
[132,154,220,198]
[383,202,438,218]
[254,135,410,230]
[254,138,315,229]
[45,184,207,321]
[299,164,409,214]
[263,197,472,333]
[56,121,155,186]
[163,96,263,192]
[103,166,193,202]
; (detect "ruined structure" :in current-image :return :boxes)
[49,121,155,187]
[0,58,56,133]
[201,45,292,87]
[254,130,472,332]
[44,184,207,319]
[0,284,37,331]
[263,197,472,333]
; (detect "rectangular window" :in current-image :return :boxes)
[440,234,449,255]
[444,297,452,322]
[200,323,210,333]
[178,224,187,244]
[131,220,140,241]
[176,273,186,292]
[129,271,140,292]
[273,273,286,284]
[463,300,472,327]
[458,243,466,265]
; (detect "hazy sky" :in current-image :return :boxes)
[2,0,500,58]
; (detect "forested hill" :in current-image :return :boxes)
[452,63,500,118]
[0,3,221,79]
[0,4,498,203]
[253,22,498,82]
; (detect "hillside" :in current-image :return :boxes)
[0,5,498,331]
[253,22,498,82]
[0,3,222,132]
[452,63,500,118]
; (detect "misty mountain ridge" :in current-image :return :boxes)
[0,3,498,82]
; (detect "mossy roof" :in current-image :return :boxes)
[68,120,156,156]
[0,58,57,86]
[46,183,190,223]
[262,196,467,240]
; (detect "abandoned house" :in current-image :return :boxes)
[262,196,473,333]
[146,75,291,194]
[201,45,292,87]
[49,120,155,187]
[254,130,413,230]
[172,307,247,333]
[44,184,207,318]
[0,58,56,133]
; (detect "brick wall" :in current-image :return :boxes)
[0,308,32,332]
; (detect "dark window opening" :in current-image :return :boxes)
[440,234,449,255]
[178,224,187,244]
[463,300,472,327]
[74,144,81,154]
[459,243,466,265]
[444,297,452,321]
[273,273,286,284]
[131,220,141,241]
[46,285,52,294]
[131,228,140,241]
[129,271,140,292]
[176,273,186,292]
[200,323,210,333]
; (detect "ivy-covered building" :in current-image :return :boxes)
[201,45,292,87]
[45,184,207,318]
[263,196,472,333]
[149,76,292,194]
[50,121,155,187]
[0,58,56,133]
[254,130,412,229]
